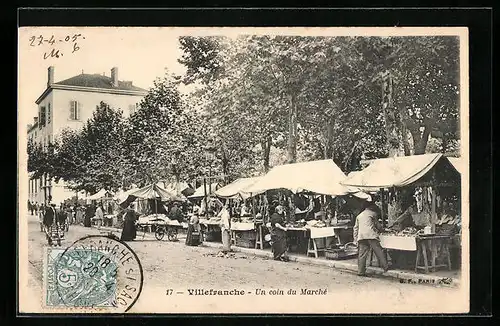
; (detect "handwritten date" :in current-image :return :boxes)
[29,34,85,59]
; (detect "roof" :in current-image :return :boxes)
[188,183,222,198]
[245,159,358,196]
[55,74,147,92]
[341,153,460,190]
[214,177,264,199]
[35,73,148,104]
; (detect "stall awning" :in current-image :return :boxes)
[341,153,460,190]
[87,189,113,200]
[188,183,221,199]
[114,187,139,204]
[447,157,463,175]
[163,181,195,197]
[214,177,264,199]
[245,159,358,196]
[129,183,185,202]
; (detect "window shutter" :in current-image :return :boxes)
[47,103,51,124]
[76,101,80,120]
[70,101,75,120]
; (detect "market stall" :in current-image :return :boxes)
[123,183,188,237]
[341,153,462,273]
[215,177,266,248]
[87,189,115,226]
[246,159,361,255]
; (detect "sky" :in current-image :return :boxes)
[18,27,191,119]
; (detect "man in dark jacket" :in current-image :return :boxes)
[169,202,184,222]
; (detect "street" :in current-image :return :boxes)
[25,215,466,314]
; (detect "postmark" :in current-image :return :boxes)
[43,235,143,313]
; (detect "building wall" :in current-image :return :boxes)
[28,88,145,205]
[51,88,144,136]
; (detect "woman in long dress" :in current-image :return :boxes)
[186,208,202,246]
[120,204,138,241]
[270,205,289,261]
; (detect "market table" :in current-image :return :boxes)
[268,225,353,258]
[199,218,222,242]
[377,234,453,273]
[230,222,258,248]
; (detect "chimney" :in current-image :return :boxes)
[111,67,119,87]
[47,66,54,87]
[33,117,38,124]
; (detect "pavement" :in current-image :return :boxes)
[22,215,467,314]
[97,224,461,288]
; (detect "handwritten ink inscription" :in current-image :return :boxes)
[28,34,85,59]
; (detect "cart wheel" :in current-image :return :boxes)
[167,230,177,241]
[155,227,165,241]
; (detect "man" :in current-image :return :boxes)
[353,200,389,276]
[43,203,56,245]
[169,202,183,223]
[95,203,104,229]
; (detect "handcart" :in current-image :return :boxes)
[135,217,184,242]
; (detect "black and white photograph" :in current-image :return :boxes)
[18,26,469,314]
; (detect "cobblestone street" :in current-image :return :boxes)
[24,215,465,313]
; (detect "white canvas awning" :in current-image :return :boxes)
[188,183,221,199]
[245,159,358,196]
[214,177,264,199]
[341,153,460,191]
[87,189,113,200]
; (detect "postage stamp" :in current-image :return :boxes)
[43,235,143,313]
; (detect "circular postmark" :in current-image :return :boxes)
[51,235,143,313]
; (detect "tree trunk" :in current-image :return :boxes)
[401,124,411,156]
[262,135,271,172]
[411,125,431,155]
[286,93,298,163]
[324,116,334,159]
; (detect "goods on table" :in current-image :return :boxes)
[287,219,307,228]
[306,220,327,228]
[382,226,419,237]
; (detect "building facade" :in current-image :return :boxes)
[28,66,148,205]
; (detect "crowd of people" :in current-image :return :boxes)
[29,192,392,276]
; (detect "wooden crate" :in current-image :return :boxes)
[236,238,255,248]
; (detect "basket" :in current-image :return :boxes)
[325,242,358,260]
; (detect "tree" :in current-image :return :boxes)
[49,102,128,193]
[385,36,460,155]
[124,75,204,186]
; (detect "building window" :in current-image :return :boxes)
[70,101,80,120]
[47,103,51,124]
[39,106,46,128]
